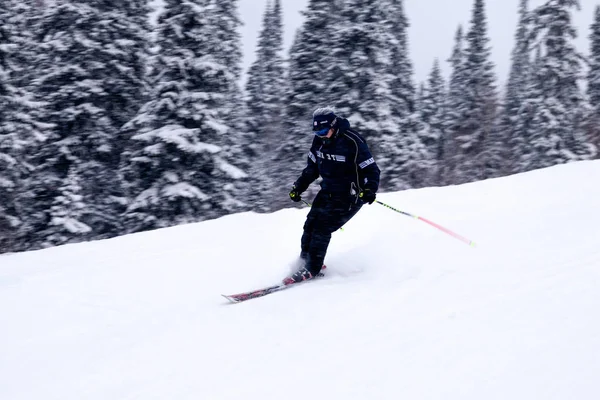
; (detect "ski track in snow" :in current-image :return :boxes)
[1,160,600,400]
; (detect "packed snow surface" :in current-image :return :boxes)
[1,161,599,400]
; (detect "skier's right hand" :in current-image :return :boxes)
[289,185,302,202]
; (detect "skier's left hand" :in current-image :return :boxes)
[359,189,376,204]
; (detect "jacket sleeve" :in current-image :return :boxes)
[356,141,380,193]
[293,145,320,193]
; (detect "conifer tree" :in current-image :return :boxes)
[274,1,340,206]
[450,0,498,184]
[111,0,151,133]
[420,61,446,139]
[586,5,600,154]
[388,0,416,118]
[245,0,286,210]
[23,0,151,247]
[279,0,427,194]
[418,59,447,186]
[514,46,544,171]
[0,1,50,252]
[246,0,285,143]
[441,25,466,185]
[525,0,596,170]
[333,0,388,177]
[0,3,18,251]
[380,0,430,190]
[502,0,532,174]
[588,6,600,109]
[505,0,531,121]
[286,0,340,124]
[318,0,427,191]
[330,0,390,132]
[42,169,91,248]
[415,83,425,115]
[210,0,254,214]
[121,0,248,233]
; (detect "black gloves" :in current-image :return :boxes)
[359,188,376,204]
[291,185,376,204]
[289,185,302,202]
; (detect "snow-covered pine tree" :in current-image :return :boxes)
[42,169,92,248]
[213,0,247,137]
[0,2,18,252]
[273,0,340,207]
[214,0,244,81]
[0,1,50,252]
[501,0,532,174]
[418,59,447,186]
[415,83,425,115]
[586,5,600,155]
[450,0,498,184]
[207,0,254,215]
[525,0,596,170]
[388,0,416,118]
[318,0,427,191]
[588,6,600,110]
[245,0,286,211]
[121,0,248,233]
[421,60,446,132]
[381,0,431,191]
[513,45,543,172]
[246,1,276,126]
[441,25,467,185]
[109,0,151,133]
[328,0,384,172]
[286,0,339,124]
[24,0,150,248]
[330,0,389,134]
[505,0,531,122]
[479,114,511,180]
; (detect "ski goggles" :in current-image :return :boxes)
[314,127,330,137]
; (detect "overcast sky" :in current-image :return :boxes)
[238,0,598,88]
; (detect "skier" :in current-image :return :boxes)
[285,107,381,284]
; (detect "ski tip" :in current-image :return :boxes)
[222,294,239,304]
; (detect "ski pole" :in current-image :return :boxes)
[375,200,476,247]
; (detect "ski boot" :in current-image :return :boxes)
[282,265,326,285]
[282,268,314,285]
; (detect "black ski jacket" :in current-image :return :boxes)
[294,118,380,200]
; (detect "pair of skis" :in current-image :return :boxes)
[222,266,326,304]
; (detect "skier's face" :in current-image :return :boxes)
[315,128,334,138]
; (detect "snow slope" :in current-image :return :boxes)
[1,161,600,400]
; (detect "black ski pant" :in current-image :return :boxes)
[300,190,363,275]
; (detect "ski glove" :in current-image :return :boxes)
[359,188,376,205]
[289,185,302,202]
